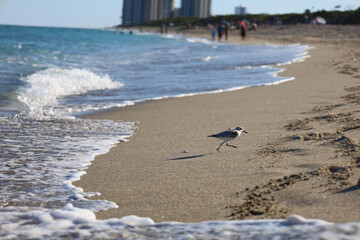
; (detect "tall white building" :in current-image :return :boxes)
[235,5,247,15]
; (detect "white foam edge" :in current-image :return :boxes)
[133,30,232,47]
[63,131,134,211]
[1,204,341,240]
[94,72,296,113]
[118,76,295,108]
[67,100,136,116]
[233,45,311,71]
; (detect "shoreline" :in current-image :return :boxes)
[75,25,360,223]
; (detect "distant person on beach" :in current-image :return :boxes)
[208,24,216,41]
[249,23,257,31]
[211,28,216,41]
[239,21,247,40]
[224,22,230,41]
[217,23,224,42]
[160,24,168,34]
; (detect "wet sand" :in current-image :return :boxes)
[75,25,360,223]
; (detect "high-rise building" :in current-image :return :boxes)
[143,0,160,22]
[162,0,174,19]
[235,5,247,15]
[181,0,211,18]
[122,0,174,26]
[122,0,145,26]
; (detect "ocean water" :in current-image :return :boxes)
[1,25,359,239]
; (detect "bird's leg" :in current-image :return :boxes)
[226,142,237,148]
[217,141,226,151]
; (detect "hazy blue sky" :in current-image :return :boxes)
[0,0,358,28]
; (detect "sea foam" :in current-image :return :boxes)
[1,204,360,239]
[18,68,123,116]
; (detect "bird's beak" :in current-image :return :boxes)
[243,130,248,134]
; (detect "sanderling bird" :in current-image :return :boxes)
[208,126,248,151]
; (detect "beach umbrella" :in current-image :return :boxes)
[312,17,327,25]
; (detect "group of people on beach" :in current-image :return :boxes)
[213,21,230,41]
[208,21,256,42]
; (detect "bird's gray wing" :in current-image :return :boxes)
[215,130,237,138]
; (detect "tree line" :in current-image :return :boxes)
[119,7,360,27]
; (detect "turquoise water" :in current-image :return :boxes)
[5,25,353,239]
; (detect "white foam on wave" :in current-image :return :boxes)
[64,100,136,116]
[1,66,134,216]
[130,75,295,104]
[199,56,219,61]
[276,54,311,66]
[18,68,124,116]
[233,45,311,71]
[134,31,154,36]
[1,204,360,239]
[0,113,135,212]
[185,36,215,45]
[161,34,182,40]
[145,31,219,46]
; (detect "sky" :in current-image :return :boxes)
[0,0,358,28]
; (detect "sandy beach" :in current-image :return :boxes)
[75,25,360,223]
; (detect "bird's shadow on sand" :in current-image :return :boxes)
[336,184,360,194]
[166,152,216,161]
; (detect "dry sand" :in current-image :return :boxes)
[75,25,360,223]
